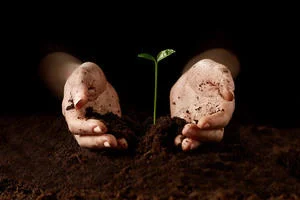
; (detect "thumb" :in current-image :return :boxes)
[69,62,107,109]
[72,84,88,109]
[219,86,234,101]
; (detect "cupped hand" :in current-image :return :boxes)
[170,59,235,151]
[62,62,127,149]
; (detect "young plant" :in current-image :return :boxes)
[138,49,176,125]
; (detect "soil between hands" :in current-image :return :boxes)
[0,113,300,200]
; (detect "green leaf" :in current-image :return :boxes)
[157,49,176,62]
[137,53,156,62]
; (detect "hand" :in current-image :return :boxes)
[170,59,235,151]
[62,62,127,149]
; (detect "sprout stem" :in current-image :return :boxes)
[137,49,175,125]
[154,60,158,124]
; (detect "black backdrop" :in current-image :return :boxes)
[1,7,299,127]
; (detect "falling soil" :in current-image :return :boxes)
[85,107,139,150]
[1,112,300,200]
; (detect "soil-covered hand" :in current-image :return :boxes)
[170,59,235,151]
[62,62,127,149]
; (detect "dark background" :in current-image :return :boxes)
[1,5,299,127]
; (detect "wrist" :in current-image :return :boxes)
[183,48,240,79]
[39,52,82,98]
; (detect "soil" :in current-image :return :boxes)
[1,111,300,200]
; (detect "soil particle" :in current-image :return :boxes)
[85,107,139,149]
[278,149,300,179]
[1,114,300,199]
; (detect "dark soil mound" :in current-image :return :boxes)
[1,114,300,199]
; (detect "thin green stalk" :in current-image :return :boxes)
[154,60,158,124]
[137,49,175,125]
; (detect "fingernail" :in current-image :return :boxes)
[174,135,184,146]
[118,138,128,149]
[221,88,234,101]
[182,124,191,134]
[74,98,83,109]
[93,126,102,133]
[181,138,191,151]
[203,123,210,128]
[104,141,111,147]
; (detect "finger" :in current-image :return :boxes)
[74,134,118,149]
[219,86,234,101]
[65,110,107,135]
[218,65,235,101]
[78,62,107,99]
[196,100,235,129]
[72,84,88,109]
[174,134,185,147]
[181,138,201,151]
[69,118,107,135]
[69,62,108,109]
[182,124,224,142]
[117,138,128,150]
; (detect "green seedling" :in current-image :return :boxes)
[138,49,176,124]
